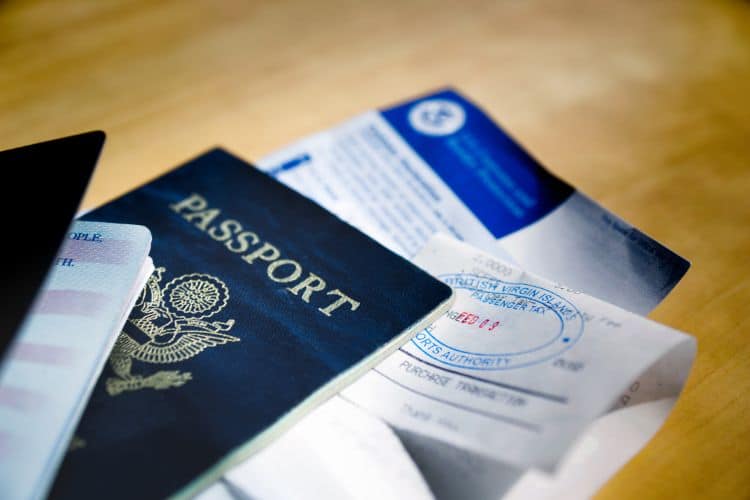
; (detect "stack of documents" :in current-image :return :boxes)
[2,88,696,500]
[199,88,696,499]
[0,220,153,500]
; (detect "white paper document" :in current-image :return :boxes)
[504,397,678,500]
[341,235,695,472]
[217,396,434,500]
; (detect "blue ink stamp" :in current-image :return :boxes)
[411,273,584,370]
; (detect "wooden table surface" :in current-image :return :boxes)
[2,0,749,497]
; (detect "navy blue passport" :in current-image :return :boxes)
[50,149,453,499]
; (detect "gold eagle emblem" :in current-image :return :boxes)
[106,267,238,396]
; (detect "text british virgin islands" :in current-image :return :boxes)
[170,193,360,318]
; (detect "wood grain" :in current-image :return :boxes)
[2,0,749,497]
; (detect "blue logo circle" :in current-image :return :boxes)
[408,99,466,136]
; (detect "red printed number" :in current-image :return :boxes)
[451,311,500,331]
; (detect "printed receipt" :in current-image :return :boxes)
[218,235,695,499]
[339,235,696,472]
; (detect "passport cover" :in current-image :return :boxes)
[50,149,453,499]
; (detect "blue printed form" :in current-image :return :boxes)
[259,88,689,314]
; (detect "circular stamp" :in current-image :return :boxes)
[411,273,584,370]
[408,99,466,136]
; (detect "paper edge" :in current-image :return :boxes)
[170,290,455,500]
